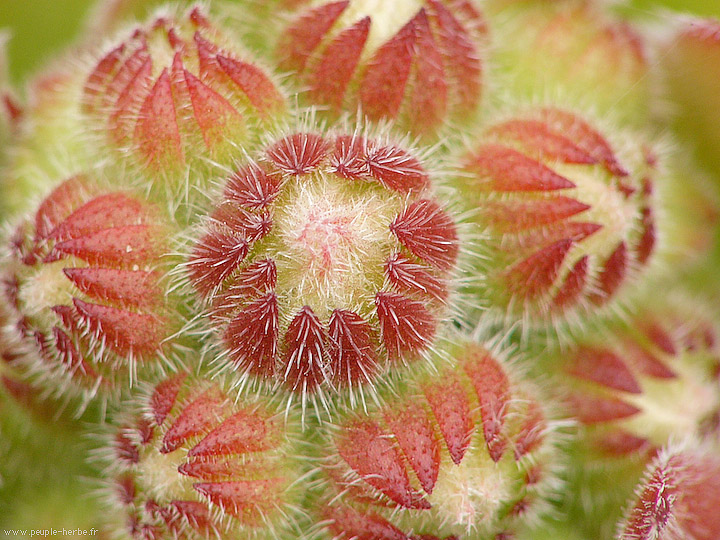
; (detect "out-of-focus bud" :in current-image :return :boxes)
[548,294,720,538]
[661,18,720,190]
[86,0,186,36]
[487,0,652,124]
[273,0,488,139]
[0,32,22,169]
[561,296,720,457]
[1,52,95,217]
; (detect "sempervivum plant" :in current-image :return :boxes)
[1,0,720,539]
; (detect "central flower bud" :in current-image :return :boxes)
[295,206,356,268]
[187,129,459,406]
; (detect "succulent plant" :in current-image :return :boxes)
[1,0,719,539]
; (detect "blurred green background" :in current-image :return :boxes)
[1,0,720,85]
[0,0,92,84]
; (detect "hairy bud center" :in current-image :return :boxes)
[273,173,400,317]
[136,445,194,504]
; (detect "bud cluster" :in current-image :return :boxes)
[0,0,720,539]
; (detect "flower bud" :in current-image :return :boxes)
[1,175,177,406]
[82,5,286,193]
[487,0,651,123]
[661,18,720,187]
[1,328,107,537]
[1,54,95,217]
[86,0,176,36]
[312,339,565,538]
[561,296,720,457]
[274,0,487,138]
[102,373,307,540]
[456,106,657,328]
[187,125,460,410]
[0,33,20,169]
[618,440,720,540]
[549,295,720,538]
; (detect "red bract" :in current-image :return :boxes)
[187,129,458,407]
[276,0,487,137]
